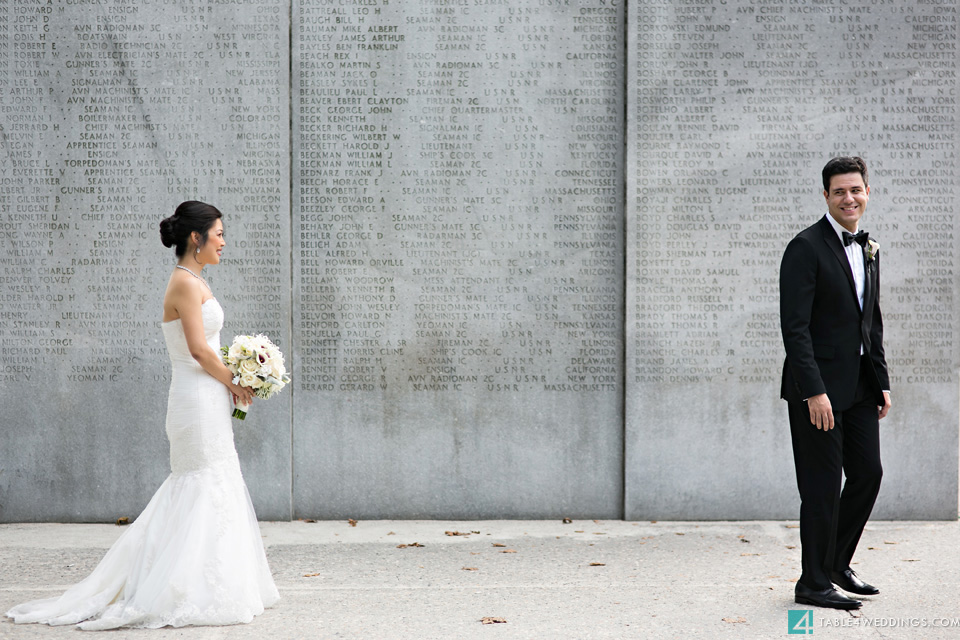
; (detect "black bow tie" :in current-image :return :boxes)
[842,230,868,247]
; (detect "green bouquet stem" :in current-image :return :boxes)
[232,399,251,421]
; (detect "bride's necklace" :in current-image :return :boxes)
[175,265,211,292]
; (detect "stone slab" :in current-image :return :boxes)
[0,1,292,521]
[626,0,959,519]
[291,0,626,518]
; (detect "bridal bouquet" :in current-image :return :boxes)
[221,334,290,420]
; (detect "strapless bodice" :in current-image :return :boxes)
[161,298,224,368]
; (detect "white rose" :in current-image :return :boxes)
[240,371,263,389]
[239,358,260,374]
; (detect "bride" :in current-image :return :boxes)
[6,201,279,629]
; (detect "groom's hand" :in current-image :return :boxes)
[807,393,835,430]
[878,391,891,420]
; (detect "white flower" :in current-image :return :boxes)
[239,358,260,374]
[240,371,263,389]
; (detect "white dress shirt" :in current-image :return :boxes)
[824,214,865,356]
[824,213,865,312]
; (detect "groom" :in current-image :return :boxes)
[779,156,891,610]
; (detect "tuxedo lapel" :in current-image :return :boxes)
[862,252,878,314]
[819,217,860,309]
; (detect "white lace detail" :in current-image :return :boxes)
[6,297,279,630]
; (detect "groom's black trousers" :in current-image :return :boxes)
[787,356,883,591]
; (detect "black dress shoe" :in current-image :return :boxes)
[831,569,879,596]
[795,582,862,610]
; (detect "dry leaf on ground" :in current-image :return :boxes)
[462,567,478,571]
[500,549,517,553]
[348,519,358,527]
[562,518,572,524]
[722,616,747,624]
[303,572,320,577]
[397,542,424,549]
[445,531,471,537]
[481,617,507,624]
[492,543,507,548]
[115,517,129,526]
[589,562,606,567]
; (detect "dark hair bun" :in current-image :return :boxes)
[160,201,223,258]
[159,215,178,248]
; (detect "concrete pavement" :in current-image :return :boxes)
[1,520,958,639]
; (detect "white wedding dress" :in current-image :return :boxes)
[6,298,279,630]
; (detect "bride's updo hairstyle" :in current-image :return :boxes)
[159,201,223,258]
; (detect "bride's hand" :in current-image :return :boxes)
[230,383,255,406]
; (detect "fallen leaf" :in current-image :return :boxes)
[303,572,320,577]
[588,562,606,567]
[594,532,607,535]
[785,524,799,529]
[740,538,750,543]
[472,531,480,534]
[722,616,747,624]
[501,549,517,553]
[884,541,897,545]
[300,518,317,523]
[481,617,507,625]
[492,543,507,548]
[785,546,796,550]
[462,567,478,571]
[562,518,572,524]
[445,531,471,537]
[741,553,760,557]
[115,517,129,526]
[348,519,358,527]
[397,542,424,549]
[675,532,685,536]
[575,530,585,533]
[387,531,396,535]
[867,546,878,550]
[904,559,920,562]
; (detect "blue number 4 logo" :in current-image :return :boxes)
[788,609,814,635]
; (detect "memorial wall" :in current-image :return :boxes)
[291,0,625,518]
[0,0,956,522]
[627,0,958,519]
[0,0,292,521]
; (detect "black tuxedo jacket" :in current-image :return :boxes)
[780,215,890,412]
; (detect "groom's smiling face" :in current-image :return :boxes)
[824,172,869,233]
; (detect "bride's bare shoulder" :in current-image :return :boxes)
[163,271,204,322]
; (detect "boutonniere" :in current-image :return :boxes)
[865,238,880,262]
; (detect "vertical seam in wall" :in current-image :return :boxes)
[288,0,295,521]
[620,1,630,522]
